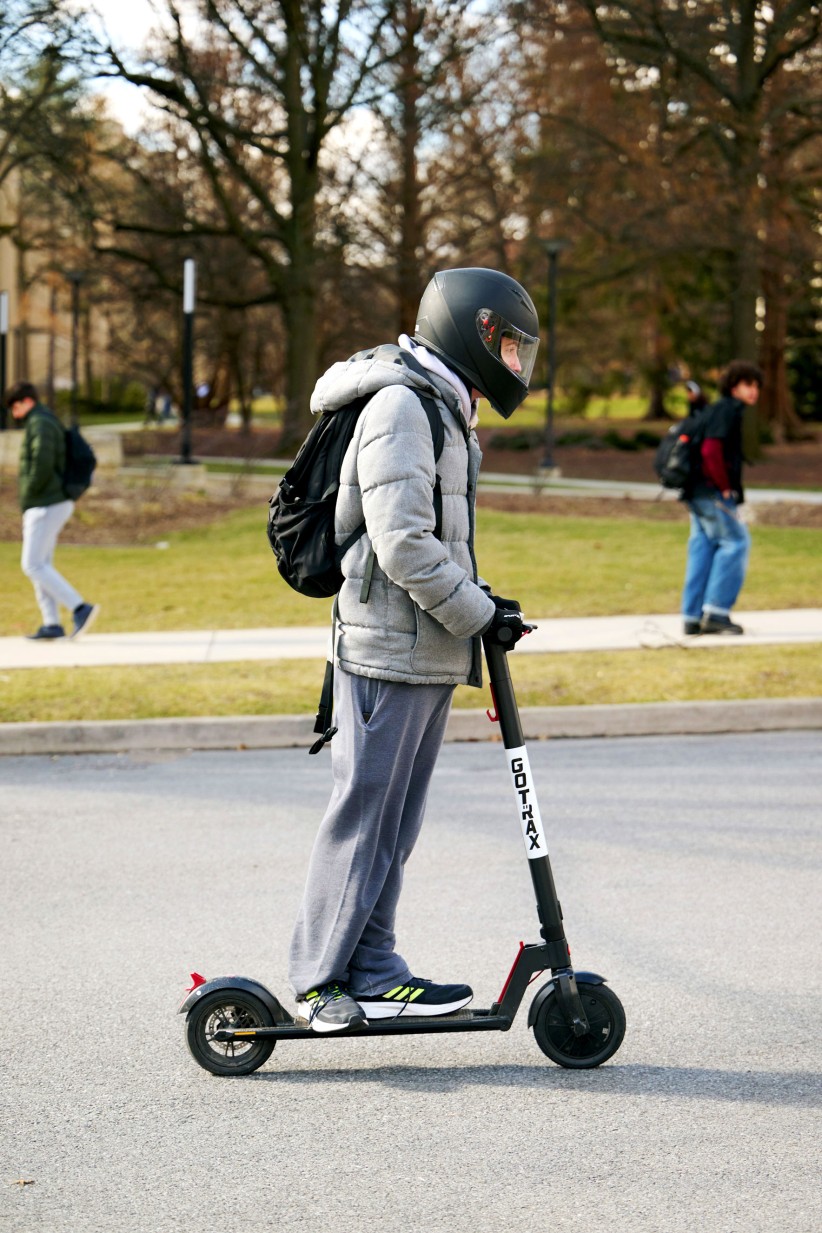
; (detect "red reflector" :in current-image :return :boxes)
[187,972,207,992]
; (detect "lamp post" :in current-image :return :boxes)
[179,258,196,464]
[66,271,85,428]
[539,239,569,471]
[0,291,8,431]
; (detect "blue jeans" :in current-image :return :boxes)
[682,495,750,621]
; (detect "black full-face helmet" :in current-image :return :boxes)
[413,267,540,419]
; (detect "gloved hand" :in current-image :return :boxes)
[485,604,525,648]
[487,593,521,613]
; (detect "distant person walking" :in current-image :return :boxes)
[6,381,99,641]
[143,385,160,425]
[684,379,708,413]
[681,360,762,636]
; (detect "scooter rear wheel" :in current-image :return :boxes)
[532,979,625,1069]
[186,989,275,1076]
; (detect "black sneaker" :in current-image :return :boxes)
[71,603,100,639]
[701,614,743,635]
[683,620,702,637]
[356,977,473,1020]
[26,624,65,641]
[301,982,366,1034]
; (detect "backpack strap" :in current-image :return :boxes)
[421,395,444,540]
[309,597,340,754]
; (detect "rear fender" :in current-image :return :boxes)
[527,970,606,1028]
[178,975,292,1024]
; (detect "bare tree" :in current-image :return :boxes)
[571,0,822,438]
[0,6,99,416]
[97,0,405,446]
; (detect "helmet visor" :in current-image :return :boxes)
[476,308,539,387]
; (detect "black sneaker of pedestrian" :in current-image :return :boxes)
[26,624,65,641]
[71,603,100,639]
[700,614,743,635]
[683,620,702,637]
[356,977,473,1020]
[301,982,366,1034]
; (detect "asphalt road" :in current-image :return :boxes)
[2,732,820,1233]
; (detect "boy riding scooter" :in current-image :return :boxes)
[289,267,541,1032]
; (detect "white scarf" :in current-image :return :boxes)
[398,333,479,430]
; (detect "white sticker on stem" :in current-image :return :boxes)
[507,745,547,860]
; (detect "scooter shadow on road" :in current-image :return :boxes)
[243,1063,820,1107]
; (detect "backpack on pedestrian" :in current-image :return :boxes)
[62,425,97,500]
[267,345,445,599]
[653,405,709,493]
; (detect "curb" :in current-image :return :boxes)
[1,698,820,756]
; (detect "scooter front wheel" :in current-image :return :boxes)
[532,979,625,1069]
[186,989,275,1076]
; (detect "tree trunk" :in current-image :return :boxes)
[760,234,805,443]
[642,285,674,420]
[83,305,94,413]
[278,15,321,452]
[397,0,424,336]
[757,129,806,443]
[729,15,764,460]
[730,197,761,363]
[280,293,317,451]
[645,383,670,420]
[729,126,763,460]
[230,331,252,434]
[15,240,29,380]
[46,282,57,406]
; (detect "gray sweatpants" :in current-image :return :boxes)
[21,502,83,627]
[289,667,454,999]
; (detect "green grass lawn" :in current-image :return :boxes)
[1,644,819,724]
[245,391,678,432]
[1,506,818,638]
[476,391,687,430]
[240,390,678,433]
[1,503,819,722]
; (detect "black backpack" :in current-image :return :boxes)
[653,406,709,492]
[62,425,97,500]
[267,346,445,599]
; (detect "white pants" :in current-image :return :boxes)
[21,502,83,627]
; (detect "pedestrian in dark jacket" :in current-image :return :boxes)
[289,268,540,1032]
[681,360,762,636]
[6,381,99,640]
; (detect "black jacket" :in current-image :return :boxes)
[693,395,745,504]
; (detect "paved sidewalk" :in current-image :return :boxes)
[481,471,822,504]
[1,608,820,670]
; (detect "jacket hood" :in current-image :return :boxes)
[310,343,464,421]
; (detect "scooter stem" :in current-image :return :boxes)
[483,635,567,947]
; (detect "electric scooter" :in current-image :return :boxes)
[179,628,626,1076]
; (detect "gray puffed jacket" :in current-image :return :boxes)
[310,346,496,687]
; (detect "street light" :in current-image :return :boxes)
[179,258,197,464]
[539,239,569,471]
[65,271,85,428]
[0,291,8,432]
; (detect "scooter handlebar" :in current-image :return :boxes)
[482,617,537,652]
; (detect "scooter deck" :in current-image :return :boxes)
[214,1006,513,1043]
